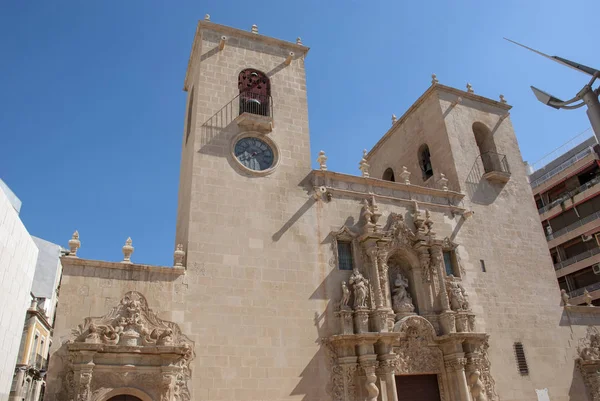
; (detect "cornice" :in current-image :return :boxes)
[183,20,310,91]
[60,256,184,275]
[366,84,512,159]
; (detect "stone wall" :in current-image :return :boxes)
[0,186,38,401]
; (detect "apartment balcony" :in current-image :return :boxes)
[539,176,600,220]
[555,247,600,277]
[531,147,597,196]
[569,281,600,303]
[547,211,600,248]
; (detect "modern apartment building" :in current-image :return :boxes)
[531,136,600,305]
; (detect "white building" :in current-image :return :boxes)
[0,180,38,401]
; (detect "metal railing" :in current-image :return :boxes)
[470,151,510,179]
[569,281,600,299]
[531,146,594,189]
[554,247,600,271]
[537,175,600,214]
[546,211,600,241]
[201,92,273,146]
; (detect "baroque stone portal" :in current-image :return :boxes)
[60,291,194,401]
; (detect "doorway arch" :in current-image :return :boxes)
[97,387,153,401]
[107,396,143,401]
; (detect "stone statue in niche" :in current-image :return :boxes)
[446,276,470,311]
[469,370,488,401]
[349,267,369,309]
[391,272,415,313]
[340,281,351,310]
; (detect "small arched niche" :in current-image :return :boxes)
[382,168,395,182]
[472,122,499,173]
[418,144,433,181]
[238,68,271,117]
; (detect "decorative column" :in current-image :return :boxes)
[376,353,398,401]
[359,355,380,401]
[160,367,178,401]
[579,361,600,401]
[378,249,391,308]
[444,355,471,401]
[366,247,384,309]
[431,245,451,311]
[75,368,93,401]
[333,357,358,401]
[9,366,27,401]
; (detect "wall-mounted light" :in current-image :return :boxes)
[219,36,227,51]
[285,51,295,66]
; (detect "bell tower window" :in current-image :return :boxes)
[382,168,395,182]
[185,87,195,144]
[419,144,433,180]
[238,69,271,117]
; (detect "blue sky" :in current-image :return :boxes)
[1,1,598,266]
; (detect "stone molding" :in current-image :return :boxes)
[61,256,185,275]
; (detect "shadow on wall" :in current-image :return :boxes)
[290,259,355,400]
[568,362,590,401]
[465,166,503,205]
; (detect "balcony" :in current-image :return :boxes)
[554,247,600,271]
[568,281,600,299]
[475,152,511,184]
[34,355,47,371]
[546,211,600,244]
[538,176,600,217]
[531,147,596,194]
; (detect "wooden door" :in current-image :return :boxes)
[395,374,441,401]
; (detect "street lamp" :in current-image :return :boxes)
[505,38,600,142]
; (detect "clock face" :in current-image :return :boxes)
[234,137,275,171]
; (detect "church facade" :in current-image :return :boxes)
[45,18,600,401]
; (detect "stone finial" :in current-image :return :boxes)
[174,244,185,268]
[68,230,81,258]
[122,237,134,264]
[392,114,397,125]
[431,74,438,85]
[584,289,594,307]
[439,173,449,191]
[359,150,370,178]
[296,37,303,45]
[561,289,570,306]
[399,166,411,185]
[499,94,507,104]
[466,83,474,93]
[204,14,210,21]
[251,24,258,34]
[316,150,328,171]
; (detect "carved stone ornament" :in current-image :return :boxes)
[393,316,442,374]
[469,370,488,401]
[67,291,195,401]
[578,326,600,362]
[340,281,351,311]
[577,327,600,400]
[561,289,571,306]
[470,339,499,401]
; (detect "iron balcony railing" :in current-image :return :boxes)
[537,175,600,215]
[531,146,594,189]
[569,281,600,299]
[471,151,510,177]
[201,92,273,146]
[546,211,600,241]
[554,247,600,271]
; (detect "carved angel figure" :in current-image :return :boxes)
[469,370,488,401]
[349,267,369,308]
[446,278,470,311]
[392,272,415,313]
[340,281,351,310]
[84,322,101,344]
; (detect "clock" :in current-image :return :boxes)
[233,136,275,172]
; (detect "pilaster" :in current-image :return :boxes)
[444,355,470,401]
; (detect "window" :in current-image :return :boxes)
[513,342,529,376]
[480,259,487,272]
[337,241,354,271]
[185,87,195,144]
[238,69,270,116]
[29,333,39,365]
[382,168,395,182]
[418,144,433,180]
[473,122,500,173]
[443,251,454,276]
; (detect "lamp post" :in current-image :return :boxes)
[505,38,600,142]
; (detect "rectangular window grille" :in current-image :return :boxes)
[337,241,354,271]
[514,342,529,376]
[443,251,454,276]
[480,259,487,272]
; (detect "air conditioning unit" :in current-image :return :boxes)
[593,264,600,275]
[582,234,594,242]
